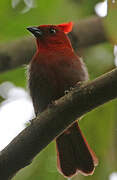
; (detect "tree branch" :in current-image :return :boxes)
[0,16,107,73]
[0,67,117,179]
[69,16,106,49]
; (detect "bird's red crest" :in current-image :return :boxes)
[57,22,73,34]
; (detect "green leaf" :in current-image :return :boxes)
[0,96,4,103]
[104,1,117,44]
[0,67,26,88]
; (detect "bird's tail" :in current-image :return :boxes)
[56,122,98,178]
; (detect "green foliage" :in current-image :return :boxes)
[84,43,114,79]
[78,100,117,180]
[0,67,26,87]
[0,96,4,103]
[0,0,117,180]
[104,1,117,44]
[0,0,81,42]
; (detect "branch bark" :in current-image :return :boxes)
[0,67,117,179]
[0,16,107,73]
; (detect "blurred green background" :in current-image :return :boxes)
[0,0,117,180]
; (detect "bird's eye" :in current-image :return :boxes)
[49,28,56,34]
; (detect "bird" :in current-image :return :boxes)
[27,22,98,178]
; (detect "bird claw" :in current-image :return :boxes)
[64,82,83,95]
[74,81,83,88]
[69,87,74,91]
[48,100,57,108]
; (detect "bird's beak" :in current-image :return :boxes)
[27,27,42,37]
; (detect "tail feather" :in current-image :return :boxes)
[56,131,76,177]
[56,122,98,177]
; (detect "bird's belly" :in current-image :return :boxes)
[29,58,88,114]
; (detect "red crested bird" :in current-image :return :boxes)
[27,22,98,178]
